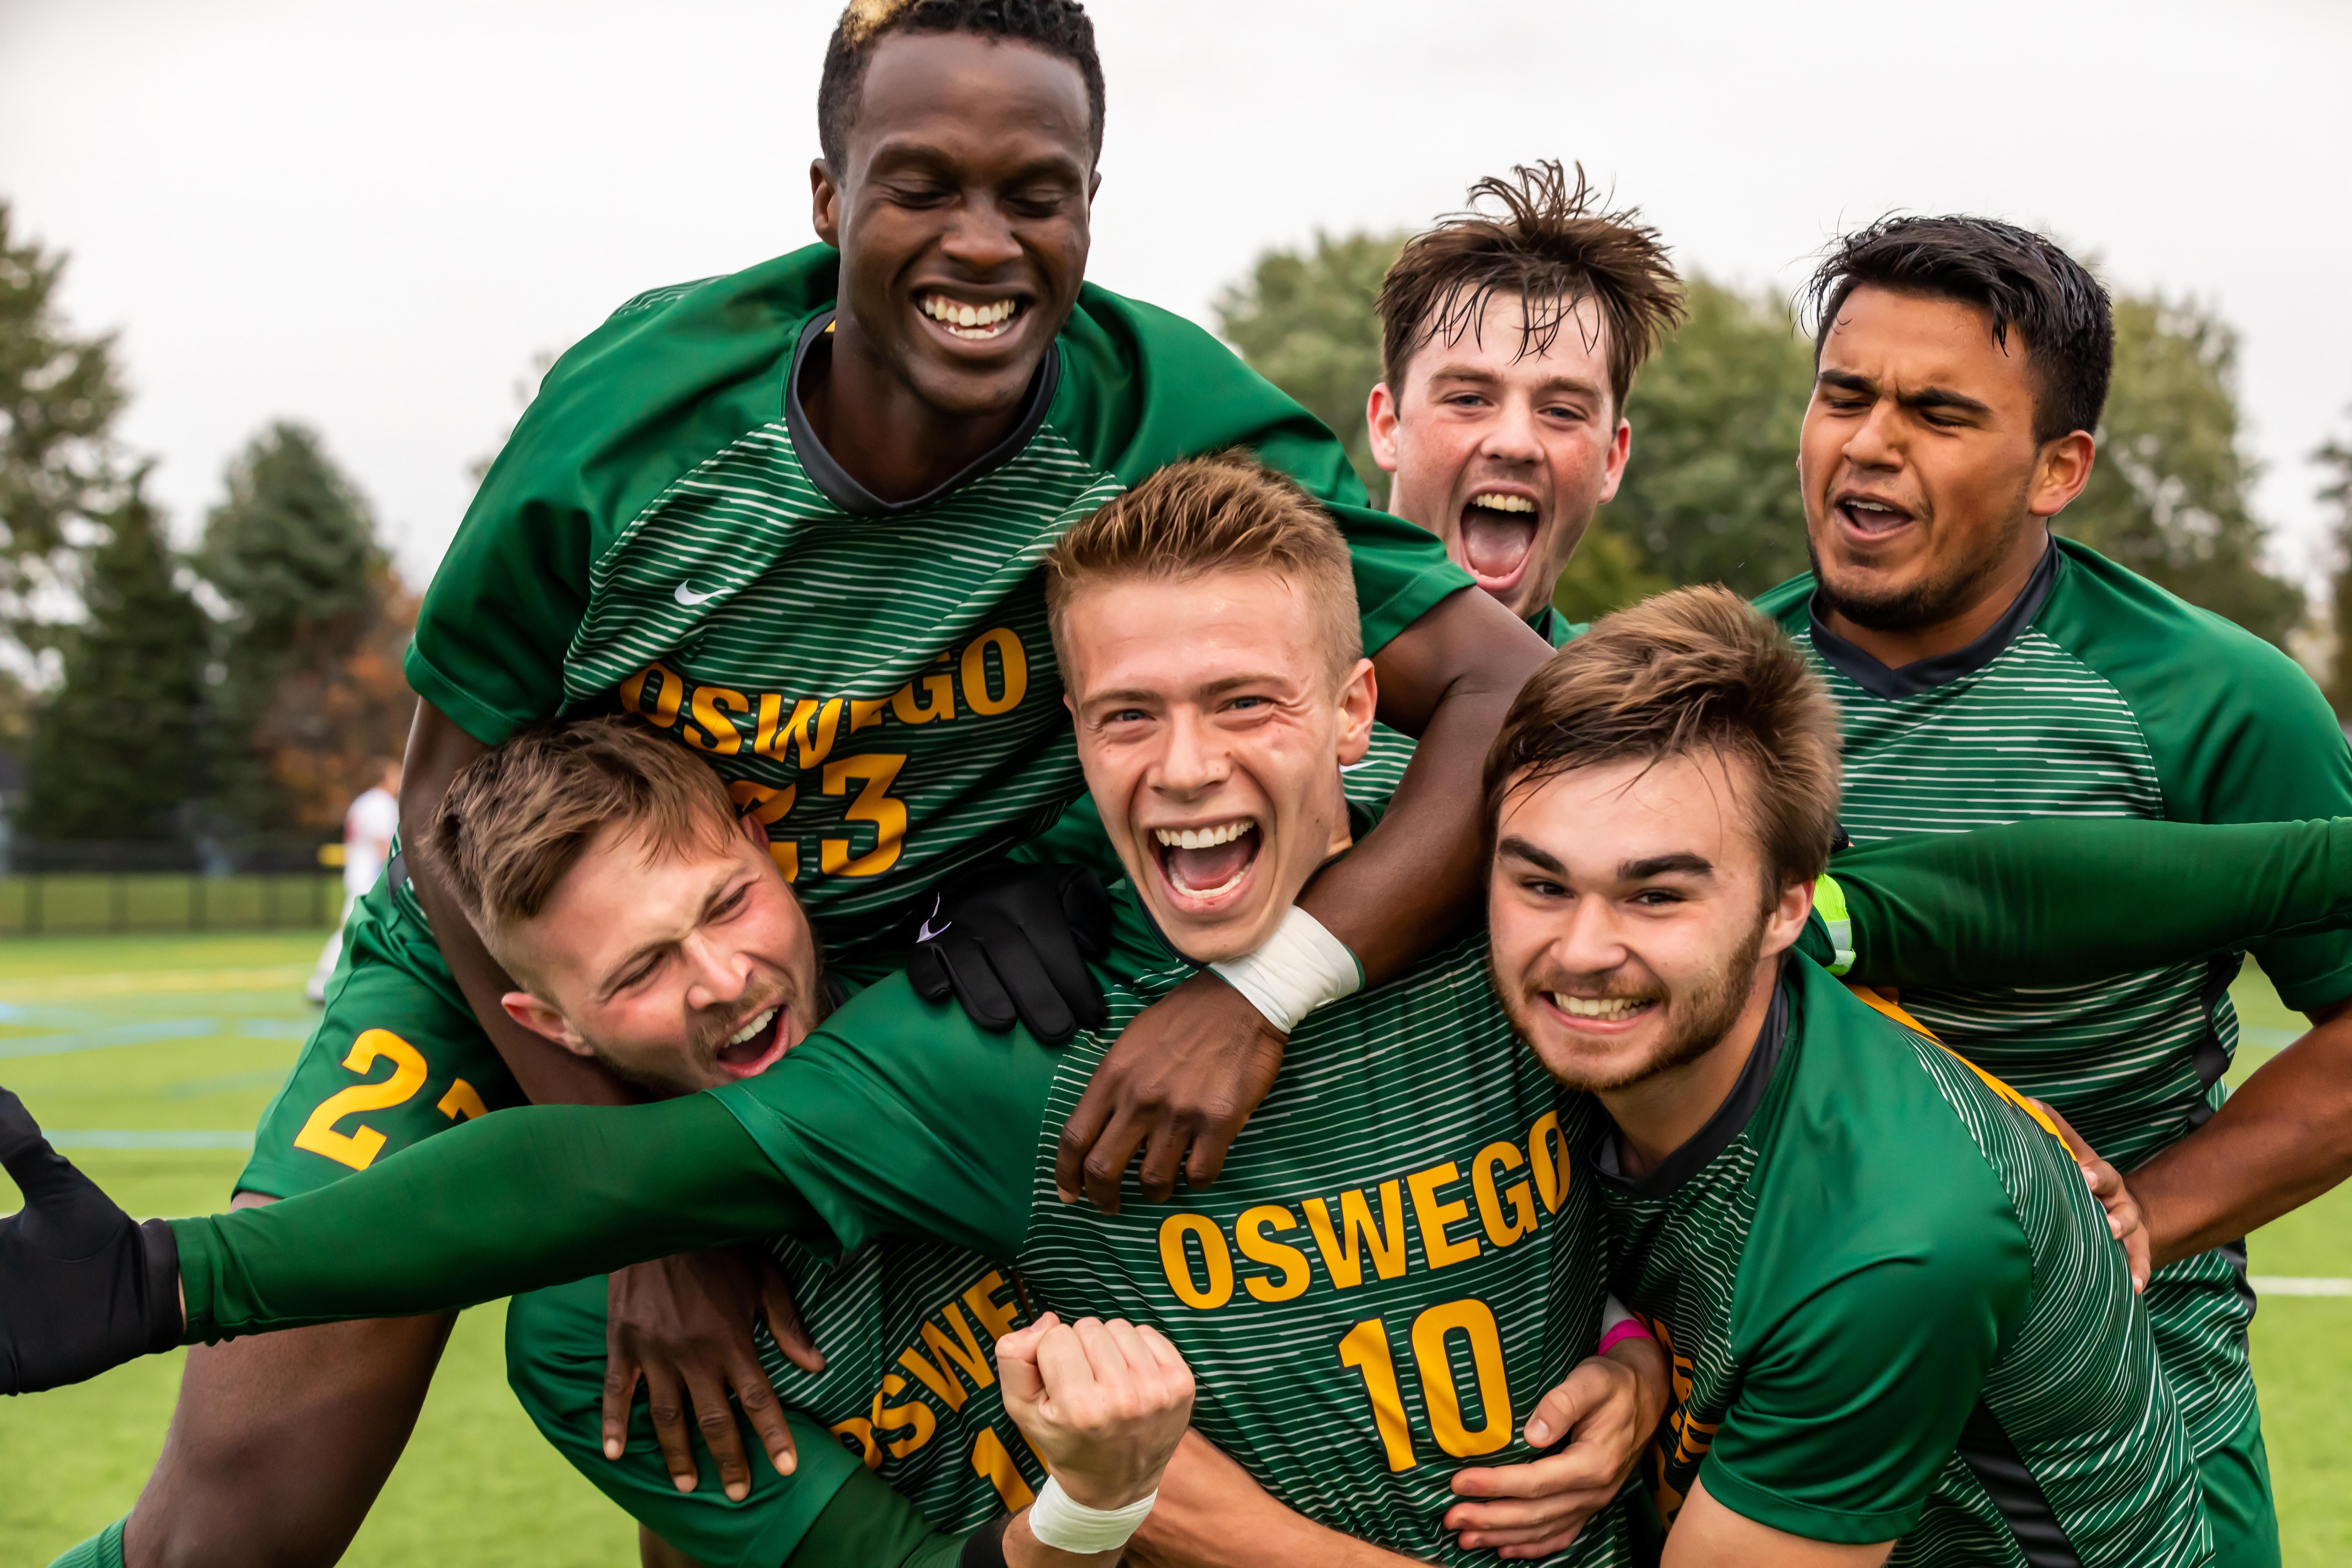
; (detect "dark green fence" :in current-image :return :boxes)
[0,873,342,935]
[0,837,344,935]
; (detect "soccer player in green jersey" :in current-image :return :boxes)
[1487,587,2210,1566]
[102,5,1554,1565]
[22,460,2352,1561]
[1750,217,2352,1566]
[10,456,1665,1567]
[1334,162,1681,805]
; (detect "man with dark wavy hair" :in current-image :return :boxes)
[1753,214,2352,1568]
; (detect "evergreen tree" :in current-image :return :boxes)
[199,422,388,833]
[0,201,130,656]
[22,478,207,843]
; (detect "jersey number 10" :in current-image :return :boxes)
[1338,1297,1513,1471]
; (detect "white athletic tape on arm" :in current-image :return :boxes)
[1601,1295,1636,1336]
[1026,1476,1158,1554]
[1209,905,1365,1034]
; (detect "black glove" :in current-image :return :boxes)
[906,862,1111,1046]
[1,1085,182,1394]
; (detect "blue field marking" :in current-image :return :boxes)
[0,1018,224,1058]
[0,1014,315,1058]
[235,1017,314,1040]
[47,1129,256,1150]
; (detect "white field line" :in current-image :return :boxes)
[2250,1276,2352,1297]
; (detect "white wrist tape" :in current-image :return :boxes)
[1209,905,1365,1034]
[1026,1475,1157,1554]
[1601,1294,1637,1336]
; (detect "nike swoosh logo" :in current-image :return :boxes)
[917,917,952,944]
[674,582,723,606]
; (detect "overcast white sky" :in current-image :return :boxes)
[3,0,2347,589]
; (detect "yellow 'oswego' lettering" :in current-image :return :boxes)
[1153,1115,1567,1314]
[836,1270,1029,1474]
[612,628,1036,882]
[1158,1214,1236,1310]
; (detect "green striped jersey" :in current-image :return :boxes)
[1756,538,2352,1459]
[713,888,1627,1566]
[1345,604,1582,807]
[1597,960,2211,1565]
[406,244,1469,953]
[752,1240,1043,1531]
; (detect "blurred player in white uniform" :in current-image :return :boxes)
[307,758,402,1003]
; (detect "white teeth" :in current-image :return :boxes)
[919,295,1018,336]
[727,1007,778,1047]
[1547,993,1643,1020]
[1848,500,1899,514]
[1153,821,1255,850]
[1470,493,1536,514]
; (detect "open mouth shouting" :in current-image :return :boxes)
[711,1000,789,1079]
[1538,989,1658,1034]
[1149,818,1262,913]
[916,289,1028,344]
[1831,490,1918,544]
[1457,489,1543,594]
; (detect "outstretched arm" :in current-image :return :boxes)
[1823,816,2352,988]
[0,1083,809,1393]
[173,1096,806,1341]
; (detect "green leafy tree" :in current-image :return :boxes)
[0,201,130,652]
[2059,293,2303,648]
[1590,276,1816,603]
[2317,412,2352,715]
[1215,231,1406,506]
[199,422,391,833]
[22,477,207,842]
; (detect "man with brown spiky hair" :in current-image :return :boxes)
[1371,162,1683,637]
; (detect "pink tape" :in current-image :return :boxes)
[1596,1318,1653,1358]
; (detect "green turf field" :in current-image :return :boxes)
[1,933,2348,1564]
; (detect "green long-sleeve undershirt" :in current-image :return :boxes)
[170,812,2352,1342]
[173,1095,799,1341]
[1825,815,2352,987]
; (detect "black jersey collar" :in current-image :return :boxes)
[1806,534,2062,700]
[1596,958,1792,1200]
[784,310,1062,518]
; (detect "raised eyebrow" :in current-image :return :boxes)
[1496,834,1569,877]
[1620,852,1714,881]
[1531,374,1608,402]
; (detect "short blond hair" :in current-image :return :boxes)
[1045,453,1362,681]
[424,716,740,975]
[1485,586,1843,893]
